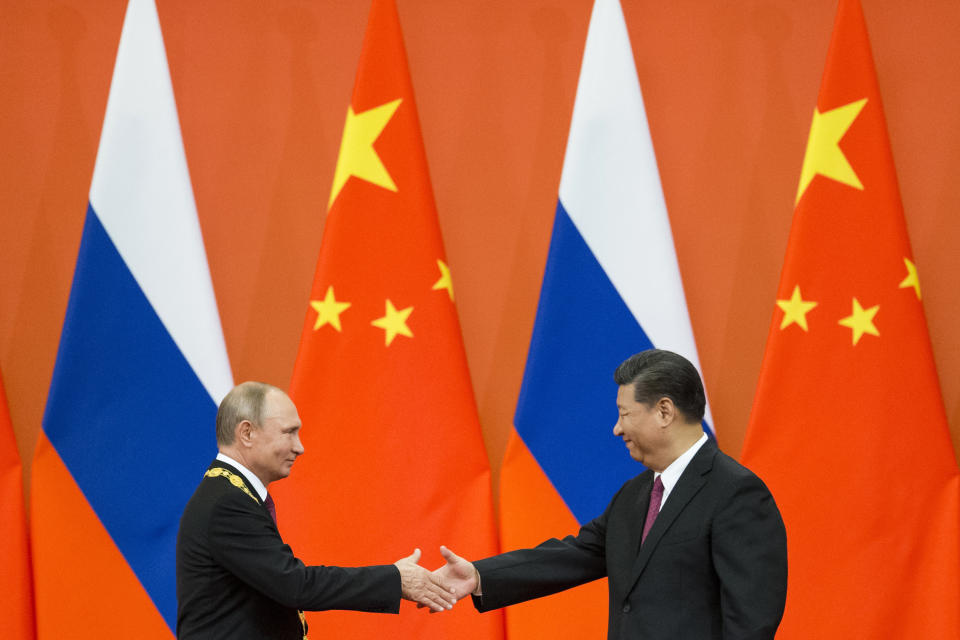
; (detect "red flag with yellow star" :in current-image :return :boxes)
[272,1,503,638]
[741,0,960,637]
[0,369,35,640]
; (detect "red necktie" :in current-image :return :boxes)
[264,493,277,525]
[641,476,664,544]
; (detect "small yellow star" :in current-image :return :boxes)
[309,286,351,332]
[796,98,868,204]
[776,285,818,331]
[898,257,921,300]
[329,98,403,209]
[432,259,454,301]
[371,299,413,346]
[838,297,879,346]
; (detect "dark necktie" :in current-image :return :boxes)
[641,476,664,544]
[264,493,277,525]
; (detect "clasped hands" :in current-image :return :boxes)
[393,545,477,613]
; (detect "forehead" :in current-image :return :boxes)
[616,383,637,406]
[261,390,301,426]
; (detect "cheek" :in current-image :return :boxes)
[628,421,649,443]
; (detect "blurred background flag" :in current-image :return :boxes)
[741,0,960,637]
[1,368,34,640]
[30,0,233,637]
[271,1,503,638]
[500,0,713,637]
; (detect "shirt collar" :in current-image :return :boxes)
[216,452,269,501]
[655,432,708,507]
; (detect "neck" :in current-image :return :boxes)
[218,446,245,468]
[218,448,271,486]
[655,425,703,472]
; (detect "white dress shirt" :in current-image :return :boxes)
[653,432,708,512]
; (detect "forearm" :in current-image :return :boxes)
[472,537,606,611]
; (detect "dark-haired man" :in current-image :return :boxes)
[176,381,455,639]
[434,349,787,640]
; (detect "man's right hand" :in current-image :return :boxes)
[394,548,456,612]
[433,545,479,600]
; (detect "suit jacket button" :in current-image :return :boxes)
[622,603,631,613]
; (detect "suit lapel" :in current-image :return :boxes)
[626,440,717,594]
[629,471,656,554]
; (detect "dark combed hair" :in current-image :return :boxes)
[613,349,706,423]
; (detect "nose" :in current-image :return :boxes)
[293,434,305,456]
[613,419,623,436]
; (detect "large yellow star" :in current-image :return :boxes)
[776,285,817,331]
[838,297,879,346]
[371,299,413,346]
[796,98,868,204]
[432,259,454,301]
[898,257,921,300]
[310,286,351,332]
[328,98,402,209]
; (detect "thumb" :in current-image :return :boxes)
[406,547,422,564]
[439,545,461,563]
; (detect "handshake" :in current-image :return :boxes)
[393,545,478,612]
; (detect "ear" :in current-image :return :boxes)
[236,420,255,448]
[656,397,677,427]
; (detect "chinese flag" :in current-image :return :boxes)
[271,1,503,638]
[741,0,960,637]
[0,370,35,640]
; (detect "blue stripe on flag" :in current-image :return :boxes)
[43,204,218,630]
[514,201,654,524]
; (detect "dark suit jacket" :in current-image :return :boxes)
[472,440,787,640]
[176,460,400,640]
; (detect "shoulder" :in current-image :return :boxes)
[610,468,654,505]
[183,465,262,520]
[703,447,782,521]
[710,446,770,489]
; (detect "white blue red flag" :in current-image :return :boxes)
[31,0,233,637]
[500,0,712,636]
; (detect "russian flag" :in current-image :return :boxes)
[499,1,712,637]
[30,0,233,637]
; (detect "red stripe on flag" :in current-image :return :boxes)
[31,433,172,639]
[499,431,607,639]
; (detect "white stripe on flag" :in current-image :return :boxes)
[558,0,712,429]
[89,0,232,404]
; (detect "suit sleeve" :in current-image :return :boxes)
[208,491,401,613]
[471,485,623,611]
[711,474,788,640]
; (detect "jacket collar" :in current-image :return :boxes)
[206,459,266,506]
[627,438,718,593]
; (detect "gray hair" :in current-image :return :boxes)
[216,381,283,445]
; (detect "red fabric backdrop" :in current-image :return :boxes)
[2,0,959,506]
